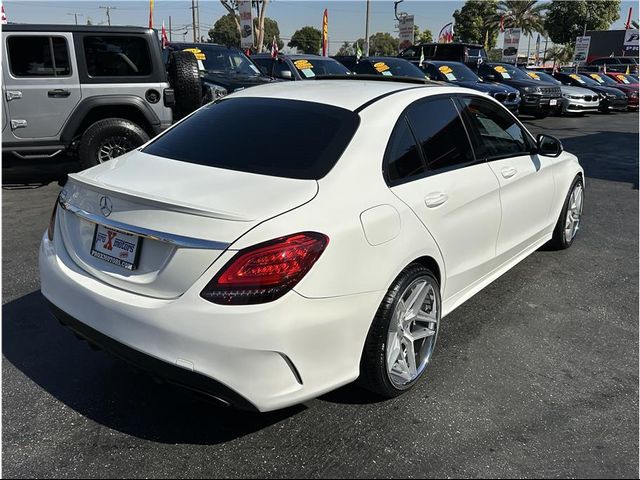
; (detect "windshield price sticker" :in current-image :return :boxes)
[438,65,457,80]
[294,59,314,70]
[590,74,603,82]
[527,72,540,80]
[183,48,206,61]
[494,65,511,78]
[374,62,391,73]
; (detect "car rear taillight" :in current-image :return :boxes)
[47,198,58,241]
[201,232,329,305]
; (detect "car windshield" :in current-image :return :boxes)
[468,47,486,58]
[584,72,618,85]
[175,45,262,76]
[491,64,531,80]
[610,73,635,84]
[435,62,479,82]
[370,58,426,79]
[291,58,350,78]
[575,73,601,86]
[525,70,560,84]
[142,98,360,180]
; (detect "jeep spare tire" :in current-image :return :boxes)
[167,50,202,119]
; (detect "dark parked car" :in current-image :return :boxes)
[167,42,273,101]
[553,71,628,112]
[333,56,428,81]
[585,56,639,74]
[476,62,561,118]
[399,42,487,68]
[418,60,520,113]
[578,71,639,110]
[252,54,350,80]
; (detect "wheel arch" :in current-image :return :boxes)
[61,95,161,143]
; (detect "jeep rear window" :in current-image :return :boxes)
[142,98,360,180]
[84,36,151,77]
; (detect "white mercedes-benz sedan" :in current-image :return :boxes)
[40,79,584,412]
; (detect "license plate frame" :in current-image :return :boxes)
[90,224,143,271]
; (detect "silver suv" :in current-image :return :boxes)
[2,24,200,169]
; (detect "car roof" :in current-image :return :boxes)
[3,23,152,34]
[170,42,232,50]
[224,79,469,111]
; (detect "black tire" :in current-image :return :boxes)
[78,118,149,169]
[359,264,441,398]
[167,50,202,120]
[547,176,584,250]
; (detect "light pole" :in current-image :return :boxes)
[364,0,371,56]
[67,12,83,25]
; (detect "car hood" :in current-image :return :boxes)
[499,78,547,89]
[201,72,274,93]
[560,85,598,96]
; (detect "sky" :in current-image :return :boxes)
[3,0,638,54]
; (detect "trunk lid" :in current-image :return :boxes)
[58,151,318,299]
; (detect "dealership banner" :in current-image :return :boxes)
[623,29,639,54]
[502,28,521,63]
[238,1,254,48]
[398,15,414,51]
[573,36,591,64]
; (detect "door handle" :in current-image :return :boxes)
[501,167,518,179]
[424,192,449,208]
[5,90,22,101]
[48,89,71,98]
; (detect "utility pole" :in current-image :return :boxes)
[67,12,83,25]
[543,36,548,65]
[196,0,201,42]
[169,15,172,42]
[191,0,197,42]
[364,0,371,56]
[99,5,115,26]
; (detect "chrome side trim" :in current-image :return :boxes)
[58,198,230,250]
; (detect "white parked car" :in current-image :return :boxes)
[40,79,584,412]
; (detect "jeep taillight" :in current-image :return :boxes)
[200,232,329,305]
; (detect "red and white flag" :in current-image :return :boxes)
[438,22,454,43]
[2,2,7,25]
[161,21,169,49]
[271,35,279,59]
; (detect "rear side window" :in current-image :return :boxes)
[405,98,475,172]
[84,36,151,77]
[7,36,70,77]
[143,98,360,180]
[385,118,425,181]
[458,96,532,160]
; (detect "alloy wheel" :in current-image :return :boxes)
[386,276,439,389]
[97,136,134,163]
[564,183,584,243]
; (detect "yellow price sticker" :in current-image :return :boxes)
[494,66,508,73]
[438,65,453,74]
[293,59,314,70]
[374,62,390,73]
[527,72,540,80]
[183,48,206,61]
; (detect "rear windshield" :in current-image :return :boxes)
[142,97,360,180]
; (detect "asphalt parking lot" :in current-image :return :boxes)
[2,112,638,478]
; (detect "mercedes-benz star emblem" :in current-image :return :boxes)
[99,196,113,217]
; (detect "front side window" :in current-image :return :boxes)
[7,36,70,77]
[84,36,151,77]
[143,98,360,180]
[459,96,531,160]
[385,118,425,182]
[405,97,475,172]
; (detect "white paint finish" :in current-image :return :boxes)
[39,81,584,411]
[359,205,401,246]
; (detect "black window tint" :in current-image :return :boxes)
[252,57,274,74]
[459,96,531,159]
[385,118,425,182]
[84,36,151,77]
[272,59,293,77]
[405,98,475,172]
[143,98,360,180]
[8,36,70,77]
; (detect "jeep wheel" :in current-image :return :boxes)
[167,50,202,120]
[78,118,150,169]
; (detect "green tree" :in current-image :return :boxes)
[360,32,399,55]
[546,43,573,64]
[453,0,500,49]
[288,26,322,54]
[497,0,547,36]
[417,28,433,43]
[337,41,354,56]
[259,17,283,50]
[209,13,239,46]
[544,0,621,45]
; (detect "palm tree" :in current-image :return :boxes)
[497,0,547,36]
[546,43,572,66]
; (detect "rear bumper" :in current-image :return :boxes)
[39,231,381,412]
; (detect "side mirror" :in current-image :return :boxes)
[537,134,563,157]
[277,70,293,80]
